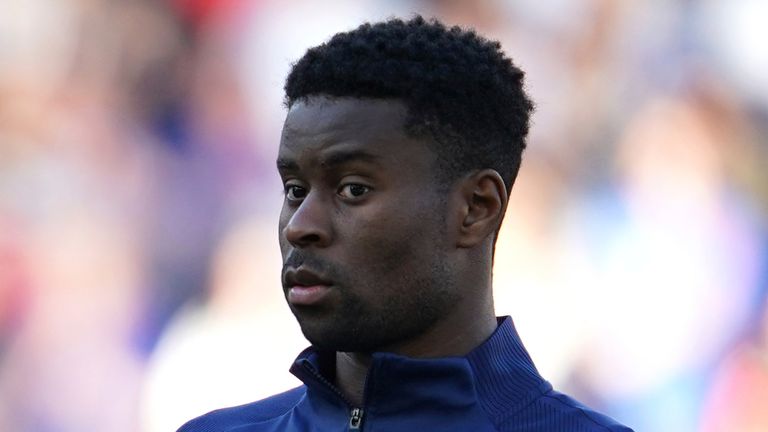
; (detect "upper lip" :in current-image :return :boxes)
[283,267,333,287]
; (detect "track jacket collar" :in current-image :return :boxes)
[289,316,552,423]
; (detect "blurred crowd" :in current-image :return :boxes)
[1,1,766,431]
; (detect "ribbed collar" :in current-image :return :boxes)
[290,316,552,422]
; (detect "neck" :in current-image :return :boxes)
[334,284,497,407]
[334,351,371,407]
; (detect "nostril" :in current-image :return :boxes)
[295,233,321,246]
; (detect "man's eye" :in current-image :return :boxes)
[338,184,370,199]
[285,185,307,201]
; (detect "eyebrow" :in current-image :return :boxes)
[276,157,298,171]
[276,149,381,172]
[318,149,381,168]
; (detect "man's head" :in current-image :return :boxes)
[277,16,533,354]
[284,15,533,192]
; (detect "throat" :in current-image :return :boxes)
[331,313,498,407]
[334,351,371,407]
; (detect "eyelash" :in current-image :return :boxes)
[338,183,370,199]
[282,183,371,202]
[284,184,307,201]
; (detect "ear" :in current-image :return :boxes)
[456,169,508,248]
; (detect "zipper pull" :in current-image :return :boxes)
[349,407,364,430]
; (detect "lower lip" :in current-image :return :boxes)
[288,285,331,305]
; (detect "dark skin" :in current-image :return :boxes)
[277,96,507,406]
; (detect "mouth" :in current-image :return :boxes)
[283,267,333,306]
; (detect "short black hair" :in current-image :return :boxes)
[284,15,534,192]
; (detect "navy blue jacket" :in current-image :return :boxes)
[178,317,633,431]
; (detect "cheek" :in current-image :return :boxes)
[343,201,442,277]
[278,207,291,255]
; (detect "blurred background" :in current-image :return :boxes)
[1,0,767,431]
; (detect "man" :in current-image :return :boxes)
[179,16,632,431]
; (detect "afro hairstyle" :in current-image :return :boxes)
[284,15,534,192]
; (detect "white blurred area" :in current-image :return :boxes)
[1,1,767,432]
[141,215,306,432]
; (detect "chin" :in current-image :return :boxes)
[302,331,358,352]
[301,320,419,354]
[295,317,373,352]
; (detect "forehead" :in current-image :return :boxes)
[283,97,407,138]
[278,97,433,165]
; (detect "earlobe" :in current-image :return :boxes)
[457,170,508,248]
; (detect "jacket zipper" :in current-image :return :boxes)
[349,407,364,430]
[302,362,366,430]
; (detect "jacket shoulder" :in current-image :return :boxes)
[176,386,306,432]
[498,389,633,432]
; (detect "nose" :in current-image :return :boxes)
[282,193,332,248]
